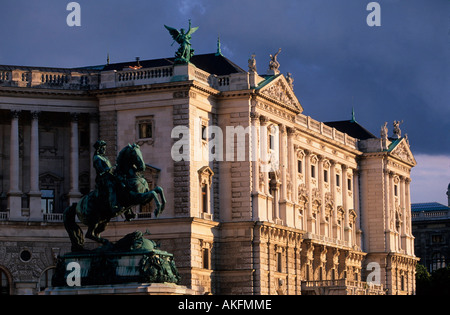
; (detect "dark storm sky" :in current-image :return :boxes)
[1,0,448,155]
[0,1,449,204]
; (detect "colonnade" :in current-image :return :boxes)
[5,110,98,220]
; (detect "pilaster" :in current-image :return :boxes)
[8,110,22,220]
[29,111,42,220]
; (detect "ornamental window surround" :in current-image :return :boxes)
[198,166,214,219]
[136,116,154,145]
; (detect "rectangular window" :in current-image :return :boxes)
[202,248,210,269]
[336,174,340,187]
[348,178,352,191]
[324,170,328,183]
[432,235,443,243]
[201,183,208,213]
[394,184,398,196]
[298,160,303,174]
[201,125,207,141]
[41,190,55,214]
[277,252,283,273]
[269,134,275,151]
[311,165,316,178]
[137,117,154,141]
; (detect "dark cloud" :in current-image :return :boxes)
[0,0,448,155]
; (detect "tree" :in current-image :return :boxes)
[415,264,431,295]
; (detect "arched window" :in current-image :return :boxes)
[39,268,55,292]
[0,268,11,296]
[431,252,447,272]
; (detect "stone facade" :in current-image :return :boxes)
[0,50,418,295]
[412,198,450,273]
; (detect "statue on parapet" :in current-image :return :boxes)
[268,48,282,75]
[165,20,199,64]
[393,120,403,139]
[248,54,257,73]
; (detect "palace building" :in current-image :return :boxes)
[0,39,418,295]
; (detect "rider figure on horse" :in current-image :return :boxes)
[93,140,127,218]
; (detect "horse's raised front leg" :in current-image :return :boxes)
[151,191,163,217]
[154,186,166,212]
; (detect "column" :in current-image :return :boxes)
[89,113,99,191]
[69,113,82,205]
[278,124,287,225]
[400,176,406,235]
[389,171,397,252]
[279,124,287,202]
[287,127,296,202]
[384,168,391,237]
[250,112,260,195]
[353,169,361,247]
[330,160,337,228]
[8,110,22,219]
[305,150,313,231]
[259,115,270,196]
[399,176,406,252]
[317,155,325,235]
[405,178,414,255]
[317,155,324,220]
[29,111,42,220]
[251,112,267,222]
[342,165,350,242]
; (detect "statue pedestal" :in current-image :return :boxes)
[42,282,194,295]
[50,231,187,295]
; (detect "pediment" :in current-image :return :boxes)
[389,138,416,166]
[257,75,303,113]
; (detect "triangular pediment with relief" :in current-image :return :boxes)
[257,75,303,114]
[389,138,416,166]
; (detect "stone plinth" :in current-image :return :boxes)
[42,283,194,295]
[52,231,182,288]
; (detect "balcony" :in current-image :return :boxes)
[303,232,361,252]
[301,279,385,295]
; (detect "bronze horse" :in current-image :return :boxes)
[63,144,166,252]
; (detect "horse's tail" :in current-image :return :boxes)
[63,203,84,252]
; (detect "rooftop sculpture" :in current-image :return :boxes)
[165,20,199,64]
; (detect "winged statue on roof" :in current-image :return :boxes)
[164,20,199,64]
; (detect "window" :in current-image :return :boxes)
[336,174,341,187]
[80,129,89,148]
[347,178,352,191]
[432,235,443,243]
[297,160,303,174]
[269,125,278,151]
[311,165,316,178]
[202,248,210,269]
[431,252,447,272]
[269,133,275,151]
[0,269,10,296]
[201,125,207,141]
[139,121,153,139]
[41,190,55,214]
[198,166,214,218]
[39,268,55,292]
[136,116,154,142]
[324,170,328,183]
[394,184,398,196]
[277,252,283,273]
[20,250,32,262]
[201,183,208,213]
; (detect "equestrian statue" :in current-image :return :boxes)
[63,141,166,252]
